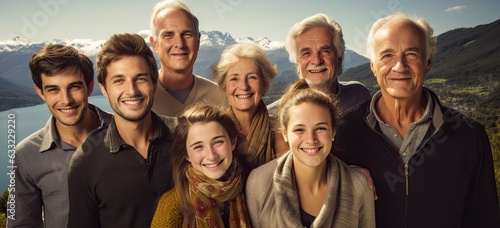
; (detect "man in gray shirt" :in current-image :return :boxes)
[7,45,111,227]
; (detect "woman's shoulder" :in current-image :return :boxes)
[247,159,278,191]
[331,156,371,191]
[248,159,277,179]
[151,189,182,228]
[159,189,179,204]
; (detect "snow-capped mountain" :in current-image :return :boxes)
[0,37,104,56]
[0,36,34,52]
[0,30,368,107]
[235,36,285,50]
[200,31,236,47]
[0,30,286,55]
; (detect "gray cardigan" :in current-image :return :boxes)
[245,151,375,228]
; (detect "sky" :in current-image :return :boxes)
[1,0,499,55]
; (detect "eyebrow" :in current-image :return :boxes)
[291,122,330,127]
[109,72,149,79]
[188,135,226,148]
[379,47,422,55]
[299,44,332,53]
[43,81,84,91]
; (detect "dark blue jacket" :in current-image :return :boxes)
[334,90,500,228]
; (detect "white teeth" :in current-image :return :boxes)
[60,108,75,113]
[123,100,140,105]
[236,94,251,99]
[309,69,326,73]
[302,148,319,153]
[204,160,223,168]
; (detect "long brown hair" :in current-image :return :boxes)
[171,103,250,227]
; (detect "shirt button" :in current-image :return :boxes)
[402,152,407,157]
[393,133,398,138]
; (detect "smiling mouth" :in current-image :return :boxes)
[203,159,224,169]
[301,147,322,155]
[236,94,253,99]
[171,53,188,57]
[122,99,143,105]
[59,106,78,114]
[308,68,328,73]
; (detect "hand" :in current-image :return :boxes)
[350,165,378,200]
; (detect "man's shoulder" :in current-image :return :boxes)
[91,104,113,125]
[156,113,177,133]
[339,81,371,94]
[15,127,47,156]
[248,159,277,185]
[194,74,218,87]
[339,80,368,87]
[342,100,370,117]
[70,128,107,169]
[440,105,485,131]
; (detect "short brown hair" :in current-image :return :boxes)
[96,33,158,86]
[29,44,94,90]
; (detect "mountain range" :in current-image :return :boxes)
[0,30,369,111]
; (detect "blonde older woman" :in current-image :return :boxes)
[212,41,287,168]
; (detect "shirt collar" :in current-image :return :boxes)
[39,104,112,153]
[39,117,60,153]
[105,111,166,153]
[366,88,442,130]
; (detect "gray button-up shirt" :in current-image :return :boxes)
[7,104,111,228]
[366,88,444,164]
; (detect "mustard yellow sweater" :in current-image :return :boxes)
[151,189,182,228]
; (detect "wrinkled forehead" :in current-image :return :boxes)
[155,8,196,30]
[376,19,425,41]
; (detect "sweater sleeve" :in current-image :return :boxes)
[461,125,500,227]
[352,170,376,228]
[7,147,43,227]
[151,190,182,228]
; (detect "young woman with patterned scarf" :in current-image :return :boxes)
[151,104,252,227]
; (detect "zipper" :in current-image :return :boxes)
[404,163,409,195]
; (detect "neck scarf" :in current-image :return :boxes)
[274,152,357,227]
[186,165,251,228]
[232,100,275,168]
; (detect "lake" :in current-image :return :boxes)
[0,96,112,190]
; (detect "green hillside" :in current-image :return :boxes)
[0,77,41,111]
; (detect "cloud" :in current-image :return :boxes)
[444,5,468,12]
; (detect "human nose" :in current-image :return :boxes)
[126,80,139,96]
[172,34,185,48]
[310,51,324,65]
[305,131,318,144]
[392,55,408,72]
[205,146,218,160]
[61,90,74,105]
[238,78,250,90]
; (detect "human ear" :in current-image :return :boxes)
[99,83,108,98]
[34,84,45,101]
